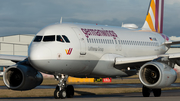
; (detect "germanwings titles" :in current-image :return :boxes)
[81,28,118,39]
[2,0,180,99]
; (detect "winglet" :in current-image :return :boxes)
[142,0,164,33]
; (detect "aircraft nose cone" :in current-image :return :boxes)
[29,46,51,60]
[28,45,51,71]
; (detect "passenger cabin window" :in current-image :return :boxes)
[62,35,70,43]
[43,35,55,42]
[57,35,64,42]
[33,36,43,42]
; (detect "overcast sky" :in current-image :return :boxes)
[0,0,180,37]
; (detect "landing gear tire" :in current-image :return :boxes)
[53,74,74,99]
[152,89,161,97]
[54,89,60,99]
[66,85,74,98]
[142,86,151,97]
[54,88,67,99]
[59,89,67,99]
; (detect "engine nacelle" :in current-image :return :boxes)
[3,63,43,91]
[139,62,177,88]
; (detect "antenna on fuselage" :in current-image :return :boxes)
[60,17,63,24]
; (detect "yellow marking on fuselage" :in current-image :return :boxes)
[65,49,69,54]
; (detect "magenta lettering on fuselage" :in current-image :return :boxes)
[81,28,118,39]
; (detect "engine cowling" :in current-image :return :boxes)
[139,62,177,88]
[3,62,43,91]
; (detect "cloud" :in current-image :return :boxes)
[0,0,179,36]
[165,0,180,5]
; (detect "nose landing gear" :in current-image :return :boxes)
[54,74,74,99]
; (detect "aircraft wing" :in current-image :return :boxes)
[0,54,27,63]
[167,53,180,59]
[115,53,180,68]
[164,41,180,45]
[115,55,158,65]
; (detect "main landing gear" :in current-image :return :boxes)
[54,74,74,99]
[142,86,161,97]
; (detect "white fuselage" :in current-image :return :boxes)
[28,23,170,77]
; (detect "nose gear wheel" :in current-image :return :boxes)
[53,74,74,99]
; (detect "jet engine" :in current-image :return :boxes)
[139,62,177,88]
[3,60,43,91]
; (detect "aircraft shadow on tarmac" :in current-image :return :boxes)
[75,90,96,95]
[0,90,143,99]
[1,89,180,99]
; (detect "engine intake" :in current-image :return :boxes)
[6,68,23,87]
[139,62,177,88]
[3,63,43,91]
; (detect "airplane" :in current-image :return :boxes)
[2,0,180,99]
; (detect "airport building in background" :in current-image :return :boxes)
[0,34,34,76]
[0,35,180,76]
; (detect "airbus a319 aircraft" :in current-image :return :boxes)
[2,0,180,99]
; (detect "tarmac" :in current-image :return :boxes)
[1,78,180,101]
[0,89,180,101]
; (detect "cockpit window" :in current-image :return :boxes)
[62,35,70,43]
[57,35,64,42]
[33,36,43,42]
[43,35,55,42]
